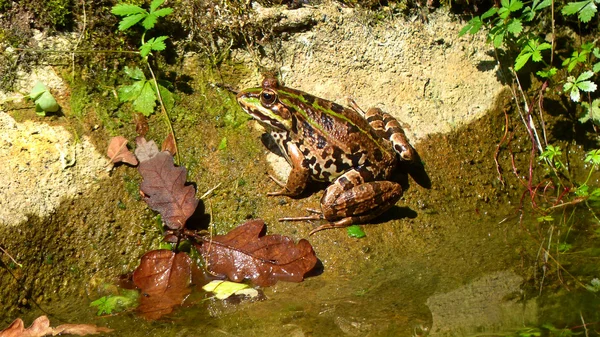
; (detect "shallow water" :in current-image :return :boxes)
[4,106,600,336]
[12,202,599,337]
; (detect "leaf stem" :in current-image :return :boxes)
[145,61,180,165]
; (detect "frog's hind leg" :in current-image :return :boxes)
[348,98,417,163]
[314,168,403,234]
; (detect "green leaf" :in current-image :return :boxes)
[515,39,551,71]
[576,184,590,196]
[117,80,144,102]
[590,187,600,200]
[142,13,158,30]
[149,36,168,51]
[111,4,146,16]
[157,82,174,111]
[493,32,505,48]
[561,0,598,23]
[580,99,600,124]
[140,36,168,57]
[481,7,498,19]
[577,80,597,92]
[134,81,157,116]
[218,137,227,151]
[515,53,532,71]
[593,62,600,73]
[507,19,523,35]
[570,87,581,101]
[459,17,483,36]
[152,7,173,17]
[123,66,145,80]
[139,42,153,58]
[508,0,524,11]
[540,145,562,161]
[565,71,597,102]
[118,13,146,31]
[150,0,166,12]
[578,70,595,81]
[558,242,572,253]
[537,215,554,222]
[537,67,557,78]
[585,148,600,165]
[347,225,366,238]
[90,290,139,315]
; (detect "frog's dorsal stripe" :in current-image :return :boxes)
[280,91,388,153]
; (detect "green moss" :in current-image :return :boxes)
[0,0,12,13]
[45,0,73,28]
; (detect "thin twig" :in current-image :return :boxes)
[0,246,22,268]
[200,182,223,200]
[72,0,87,79]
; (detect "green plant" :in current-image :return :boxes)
[29,82,59,116]
[111,0,179,162]
[90,289,139,315]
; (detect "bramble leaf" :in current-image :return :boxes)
[118,80,144,103]
[585,148,600,165]
[562,0,598,23]
[564,71,597,102]
[150,0,166,12]
[118,13,146,31]
[153,7,173,18]
[459,17,483,36]
[537,67,557,78]
[507,19,523,35]
[158,82,174,111]
[124,66,145,80]
[134,82,157,116]
[140,36,168,57]
[515,39,551,71]
[111,4,146,16]
[580,99,600,124]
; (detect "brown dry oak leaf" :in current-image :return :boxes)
[161,133,177,155]
[201,219,318,287]
[107,136,138,165]
[135,137,198,230]
[133,250,192,320]
[0,315,112,337]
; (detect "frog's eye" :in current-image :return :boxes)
[260,90,277,105]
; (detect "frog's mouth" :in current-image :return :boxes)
[237,94,287,131]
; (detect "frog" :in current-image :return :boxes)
[236,77,421,234]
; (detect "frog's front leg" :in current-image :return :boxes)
[267,141,311,197]
[312,168,403,234]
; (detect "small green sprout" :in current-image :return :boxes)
[29,82,59,116]
[90,289,139,315]
[347,225,366,238]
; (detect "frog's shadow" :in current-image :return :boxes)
[375,205,418,224]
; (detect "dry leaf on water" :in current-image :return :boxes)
[135,137,198,230]
[0,315,112,337]
[201,219,318,287]
[106,136,138,165]
[133,250,192,320]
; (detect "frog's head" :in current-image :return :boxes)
[236,77,293,131]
